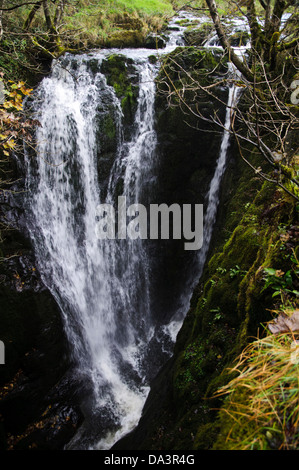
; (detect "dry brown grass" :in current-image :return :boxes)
[215,330,299,449]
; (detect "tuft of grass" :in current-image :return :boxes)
[61,0,174,47]
[214,330,299,449]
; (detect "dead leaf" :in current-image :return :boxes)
[268,310,299,335]
[275,269,285,277]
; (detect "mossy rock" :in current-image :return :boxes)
[104,30,145,48]
[184,23,215,46]
[229,30,250,47]
[194,422,220,449]
[144,33,167,49]
[158,46,228,88]
[101,53,139,137]
[113,12,144,31]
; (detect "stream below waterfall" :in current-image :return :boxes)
[22,11,246,450]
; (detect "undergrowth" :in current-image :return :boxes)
[214,324,299,449]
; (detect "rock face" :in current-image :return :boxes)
[100,53,140,137]
[0,144,83,449]
[112,117,298,451]
[148,46,229,322]
[0,45,231,450]
[155,47,228,204]
[0,229,84,450]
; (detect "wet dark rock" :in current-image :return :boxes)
[184,23,215,46]
[100,54,139,138]
[0,217,83,449]
[143,46,229,326]
[144,33,167,49]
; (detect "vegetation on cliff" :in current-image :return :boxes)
[115,126,298,451]
[0,0,298,452]
[187,0,299,449]
[0,0,177,79]
[112,1,299,451]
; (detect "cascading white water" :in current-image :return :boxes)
[196,83,242,275]
[23,12,247,450]
[24,52,163,449]
[162,80,242,342]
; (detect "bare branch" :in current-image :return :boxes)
[0,1,42,11]
[205,0,254,81]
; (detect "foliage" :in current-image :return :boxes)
[159,1,299,202]
[0,76,36,260]
[263,262,299,302]
[0,0,177,59]
[0,77,34,158]
[214,331,299,450]
[0,36,38,82]
[210,206,299,450]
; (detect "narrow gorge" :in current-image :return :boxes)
[0,5,298,452]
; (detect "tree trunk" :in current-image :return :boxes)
[205,0,254,81]
[42,0,57,35]
[54,0,65,27]
[0,0,4,39]
[24,1,42,30]
[246,0,262,52]
[269,0,287,37]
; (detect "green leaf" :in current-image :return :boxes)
[264,268,276,276]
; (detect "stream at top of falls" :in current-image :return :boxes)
[22,11,246,450]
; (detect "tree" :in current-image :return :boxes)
[205,0,298,76]
[0,76,38,254]
[159,0,299,201]
[0,0,74,59]
[205,0,299,200]
[25,0,71,57]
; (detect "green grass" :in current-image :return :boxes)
[214,331,299,450]
[46,0,175,47]
[109,0,174,15]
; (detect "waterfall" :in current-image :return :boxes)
[197,83,242,276]
[24,52,162,449]
[22,12,246,450]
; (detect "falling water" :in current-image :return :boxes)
[24,51,162,449]
[197,83,242,276]
[23,12,246,450]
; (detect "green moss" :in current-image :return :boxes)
[104,30,145,48]
[158,46,228,89]
[173,341,206,401]
[100,113,116,140]
[121,86,136,116]
[213,387,259,450]
[139,141,298,450]
[101,54,139,128]
[101,54,130,96]
[193,422,220,449]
